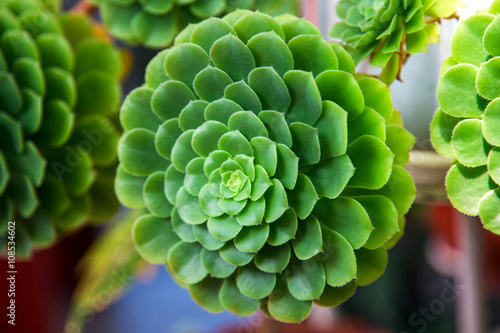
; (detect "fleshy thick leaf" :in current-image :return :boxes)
[446,164,493,216]
[307,155,355,199]
[314,282,356,307]
[476,57,500,101]
[210,34,255,82]
[314,197,372,249]
[119,128,169,176]
[201,249,236,278]
[268,280,312,323]
[284,70,322,126]
[268,208,298,246]
[289,122,320,167]
[483,98,500,146]
[450,14,494,67]
[167,241,207,284]
[292,215,322,260]
[288,34,338,77]
[247,31,293,77]
[479,189,500,235]
[188,277,224,313]
[219,241,254,266]
[355,247,388,286]
[234,223,269,253]
[193,224,225,250]
[315,101,348,159]
[318,227,356,287]
[255,243,291,273]
[286,257,325,301]
[287,174,318,219]
[347,135,394,189]
[315,70,364,120]
[437,64,486,118]
[176,187,208,224]
[237,263,276,299]
[219,276,259,316]
[451,119,491,167]
[264,179,288,222]
[133,214,179,264]
[356,196,399,249]
[165,43,210,88]
[192,121,230,157]
[248,67,290,113]
[143,171,173,217]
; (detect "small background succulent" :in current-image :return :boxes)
[115,10,417,322]
[430,1,500,235]
[0,0,122,256]
[87,0,299,48]
[331,0,463,84]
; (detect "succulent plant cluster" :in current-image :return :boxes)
[116,10,416,322]
[331,0,462,84]
[0,0,122,256]
[431,4,500,235]
[88,0,298,48]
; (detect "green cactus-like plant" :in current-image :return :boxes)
[0,0,122,256]
[88,0,298,48]
[116,10,416,322]
[431,3,500,235]
[331,0,462,84]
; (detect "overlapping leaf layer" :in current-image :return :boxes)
[331,0,462,84]
[0,0,122,256]
[89,0,298,48]
[116,11,417,322]
[431,3,500,235]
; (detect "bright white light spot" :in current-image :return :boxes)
[459,0,494,20]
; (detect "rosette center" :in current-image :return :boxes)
[222,170,248,195]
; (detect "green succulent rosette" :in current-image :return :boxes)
[430,3,500,235]
[116,11,416,323]
[0,0,122,256]
[88,0,298,48]
[331,0,462,84]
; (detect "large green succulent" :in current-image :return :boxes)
[116,10,416,322]
[431,3,500,235]
[0,0,122,256]
[331,0,462,84]
[88,0,298,48]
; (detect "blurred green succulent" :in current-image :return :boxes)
[88,0,298,48]
[431,4,500,235]
[331,0,462,84]
[116,10,416,322]
[0,0,122,256]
